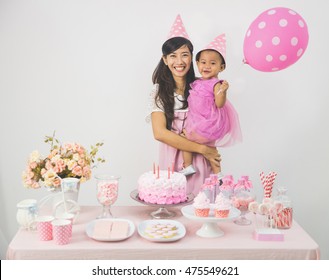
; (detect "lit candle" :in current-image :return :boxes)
[153,162,156,174]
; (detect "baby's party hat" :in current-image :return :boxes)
[167,14,190,40]
[200,33,226,61]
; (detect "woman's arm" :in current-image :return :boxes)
[151,111,221,167]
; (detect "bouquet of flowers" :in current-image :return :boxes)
[22,132,105,190]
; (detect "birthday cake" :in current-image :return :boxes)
[137,170,187,204]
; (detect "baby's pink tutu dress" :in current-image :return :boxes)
[185,77,242,147]
[147,84,212,195]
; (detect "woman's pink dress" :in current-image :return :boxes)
[185,77,242,147]
[147,84,212,195]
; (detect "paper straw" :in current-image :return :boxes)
[259,171,266,187]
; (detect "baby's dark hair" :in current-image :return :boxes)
[196,49,226,69]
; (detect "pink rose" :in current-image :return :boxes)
[78,159,86,167]
[53,177,61,187]
[72,166,83,176]
[32,182,40,189]
[82,166,91,179]
[29,162,37,169]
[45,160,53,170]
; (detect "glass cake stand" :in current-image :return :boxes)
[181,205,241,238]
[130,189,194,219]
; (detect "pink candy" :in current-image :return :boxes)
[97,182,118,206]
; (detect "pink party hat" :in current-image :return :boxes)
[201,33,226,60]
[167,14,190,40]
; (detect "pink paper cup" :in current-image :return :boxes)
[35,215,54,241]
[55,213,75,237]
[52,219,71,245]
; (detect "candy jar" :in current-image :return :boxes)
[210,173,220,198]
[232,189,256,225]
[95,175,120,219]
[16,199,38,230]
[234,178,247,193]
[273,187,293,229]
[240,175,253,190]
[219,175,234,198]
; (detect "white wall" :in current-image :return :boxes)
[1,0,328,259]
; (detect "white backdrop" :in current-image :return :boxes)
[1,0,328,259]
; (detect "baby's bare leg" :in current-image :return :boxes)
[182,151,193,168]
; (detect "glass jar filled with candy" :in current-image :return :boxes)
[273,187,293,229]
[232,179,256,226]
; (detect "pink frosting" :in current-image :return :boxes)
[137,171,187,205]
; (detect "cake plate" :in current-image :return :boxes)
[181,205,241,238]
[130,189,194,219]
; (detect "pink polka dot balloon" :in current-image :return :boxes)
[243,7,309,72]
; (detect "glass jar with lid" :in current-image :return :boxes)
[273,187,293,229]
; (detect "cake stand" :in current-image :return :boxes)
[181,205,241,238]
[130,189,194,219]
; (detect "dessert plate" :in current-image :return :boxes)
[138,219,186,242]
[85,218,135,242]
[181,205,241,238]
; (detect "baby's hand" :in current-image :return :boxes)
[219,80,229,92]
[216,80,229,95]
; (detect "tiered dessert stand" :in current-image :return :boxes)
[130,190,194,219]
[181,205,241,238]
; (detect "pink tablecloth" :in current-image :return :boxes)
[6,205,320,260]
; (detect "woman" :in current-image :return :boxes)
[148,36,221,195]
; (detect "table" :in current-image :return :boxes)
[6,205,320,260]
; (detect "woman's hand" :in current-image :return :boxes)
[151,112,221,168]
[201,145,221,168]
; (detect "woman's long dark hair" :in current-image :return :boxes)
[152,37,196,130]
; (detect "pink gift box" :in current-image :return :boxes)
[253,228,284,241]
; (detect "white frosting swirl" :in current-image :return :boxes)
[193,192,210,209]
[214,193,231,210]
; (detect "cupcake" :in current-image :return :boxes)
[214,193,231,218]
[193,192,210,217]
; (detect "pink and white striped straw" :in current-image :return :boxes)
[259,171,266,187]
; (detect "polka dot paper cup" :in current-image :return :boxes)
[35,215,54,241]
[51,219,71,245]
[55,213,75,237]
